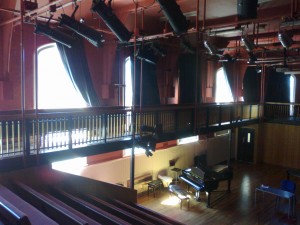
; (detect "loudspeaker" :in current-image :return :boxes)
[237,0,258,20]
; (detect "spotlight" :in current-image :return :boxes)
[278,31,293,49]
[241,35,255,52]
[91,0,132,42]
[247,52,257,64]
[34,22,75,48]
[59,14,104,47]
[204,40,218,56]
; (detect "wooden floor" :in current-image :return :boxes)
[137,162,300,225]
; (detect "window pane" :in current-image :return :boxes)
[215,68,233,103]
[38,43,87,109]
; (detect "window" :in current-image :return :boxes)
[215,68,233,103]
[37,43,87,109]
[124,57,133,107]
[290,75,296,116]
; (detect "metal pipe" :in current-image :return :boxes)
[130,1,138,190]
[0,0,79,27]
[202,0,206,31]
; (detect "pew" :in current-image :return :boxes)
[50,187,131,225]
[78,193,154,225]
[111,199,183,225]
[0,185,58,225]
[0,195,31,225]
[12,181,89,225]
[41,192,101,225]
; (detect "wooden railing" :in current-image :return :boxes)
[264,102,300,120]
[0,103,260,160]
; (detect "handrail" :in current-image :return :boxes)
[0,102,260,161]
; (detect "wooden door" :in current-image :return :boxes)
[237,128,255,163]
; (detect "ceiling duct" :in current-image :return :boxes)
[156,0,188,35]
[91,0,132,42]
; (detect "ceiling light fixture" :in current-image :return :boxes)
[91,0,132,42]
[34,22,74,48]
[156,0,188,35]
[204,40,218,56]
[59,14,105,47]
[278,31,293,49]
[241,35,255,52]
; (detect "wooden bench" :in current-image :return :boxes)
[50,187,131,225]
[0,184,58,225]
[13,181,89,225]
[0,195,31,225]
[169,185,191,209]
[112,199,181,225]
[81,193,154,225]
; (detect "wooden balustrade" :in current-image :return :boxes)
[0,103,259,160]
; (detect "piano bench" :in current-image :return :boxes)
[169,185,191,209]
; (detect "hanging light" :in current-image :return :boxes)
[204,40,218,55]
[91,0,132,42]
[59,14,105,47]
[278,31,293,49]
[34,22,75,48]
[241,35,255,52]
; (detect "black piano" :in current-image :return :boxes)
[179,165,233,208]
[179,167,219,208]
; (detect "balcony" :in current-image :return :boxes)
[0,103,259,171]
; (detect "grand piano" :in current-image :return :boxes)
[179,165,233,208]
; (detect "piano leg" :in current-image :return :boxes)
[227,180,231,193]
[206,192,212,208]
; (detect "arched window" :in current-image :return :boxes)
[37,43,87,109]
[215,67,233,103]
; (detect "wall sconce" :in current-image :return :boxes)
[34,22,75,48]
[59,14,105,47]
[278,31,293,49]
[91,0,132,42]
[156,0,188,35]
[204,40,218,56]
[241,35,255,52]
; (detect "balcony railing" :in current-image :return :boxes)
[0,103,260,160]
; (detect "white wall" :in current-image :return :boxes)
[77,135,231,188]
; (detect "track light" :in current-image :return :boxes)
[156,0,188,35]
[34,22,75,48]
[91,0,132,42]
[59,14,104,47]
[204,40,218,55]
[241,35,255,52]
[135,136,156,157]
[247,52,257,64]
[278,31,293,49]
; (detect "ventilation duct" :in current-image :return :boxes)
[156,0,188,35]
[59,14,105,47]
[91,0,132,42]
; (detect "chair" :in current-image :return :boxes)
[276,179,296,215]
